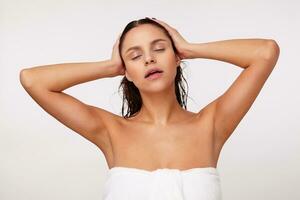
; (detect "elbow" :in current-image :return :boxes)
[261,39,280,62]
[20,68,35,88]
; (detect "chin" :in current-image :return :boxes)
[141,80,174,93]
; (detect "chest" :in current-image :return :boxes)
[104,114,218,168]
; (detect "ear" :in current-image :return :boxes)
[125,70,133,82]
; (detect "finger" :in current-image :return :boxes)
[114,33,122,45]
[152,18,174,30]
[115,33,122,42]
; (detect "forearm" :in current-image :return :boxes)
[20,59,117,92]
[187,38,277,69]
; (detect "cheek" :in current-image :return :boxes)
[123,60,134,72]
[125,64,144,79]
[164,55,178,71]
[166,60,179,80]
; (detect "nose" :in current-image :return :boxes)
[144,53,156,65]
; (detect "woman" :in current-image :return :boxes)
[20,17,280,200]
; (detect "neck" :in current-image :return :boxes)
[136,84,185,126]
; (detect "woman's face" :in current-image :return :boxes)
[121,24,180,93]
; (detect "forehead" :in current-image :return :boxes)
[122,24,169,53]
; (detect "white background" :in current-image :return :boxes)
[1,0,299,199]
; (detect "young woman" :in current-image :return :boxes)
[20,17,280,200]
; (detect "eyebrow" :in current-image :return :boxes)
[125,38,167,55]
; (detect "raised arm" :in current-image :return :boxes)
[143,18,280,150]
[187,39,280,147]
[20,60,116,147]
[20,37,125,149]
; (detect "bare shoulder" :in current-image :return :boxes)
[195,100,228,163]
[88,106,123,151]
[196,99,218,121]
[90,105,122,125]
[195,100,221,139]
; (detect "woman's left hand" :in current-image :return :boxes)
[149,18,193,60]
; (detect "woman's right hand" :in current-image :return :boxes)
[110,34,126,76]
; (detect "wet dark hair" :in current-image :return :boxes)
[118,17,189,118]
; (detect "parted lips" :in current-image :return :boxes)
[145,67,163,78]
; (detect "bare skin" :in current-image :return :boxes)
[100,102,219,170]
[20,18,280,172]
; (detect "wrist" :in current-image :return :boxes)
[184,43,205,59]
[96,60,117,78]
[107,60,124,77]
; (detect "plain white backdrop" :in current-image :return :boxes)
[1,0,299,199]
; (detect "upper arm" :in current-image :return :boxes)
[20,73,115,146]
[211,40,280,146]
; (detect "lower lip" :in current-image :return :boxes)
[146,72,163,80]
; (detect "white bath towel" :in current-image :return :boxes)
[102,166,222,200]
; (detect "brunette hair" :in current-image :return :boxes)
[118,17,189,118]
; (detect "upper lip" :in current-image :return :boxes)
[145,67,163,78]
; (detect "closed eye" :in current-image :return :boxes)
[132,55,141,60]
[131,49,165,60]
